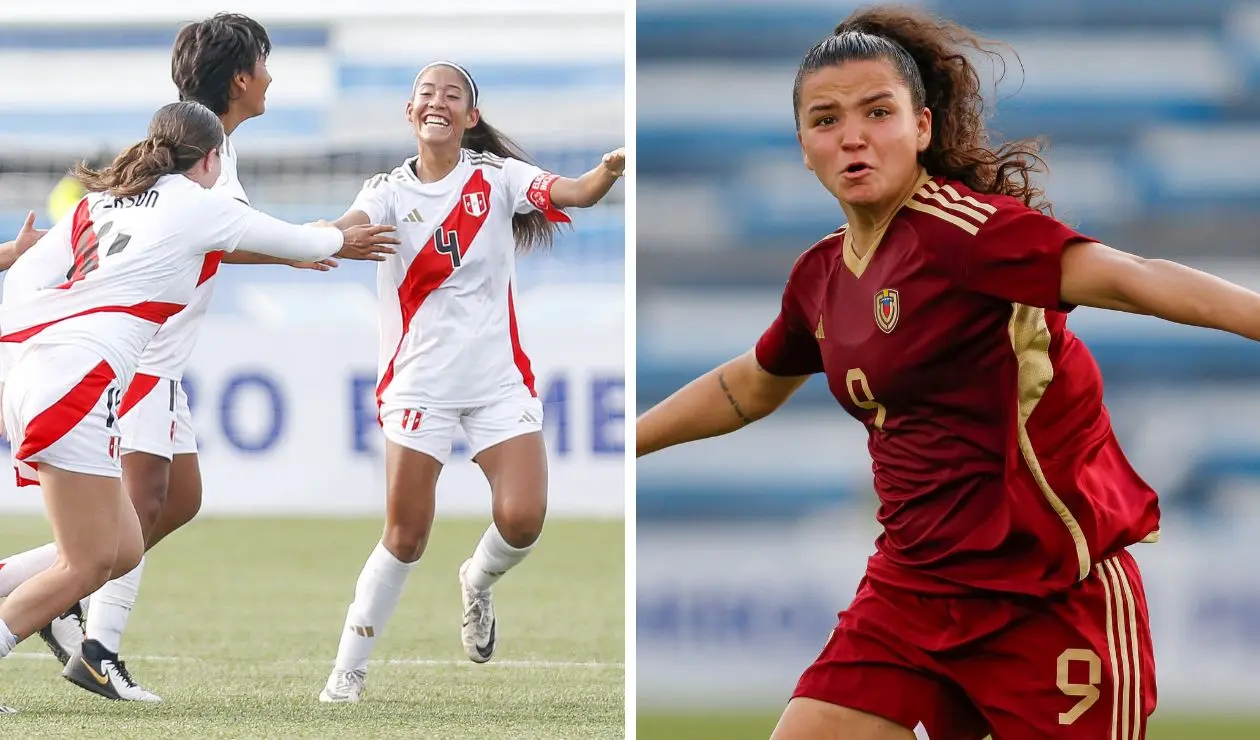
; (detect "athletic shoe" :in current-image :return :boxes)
[62,639,162,702]
[38,601,85,666]
[459,559,496,663]
[318,668,366,703]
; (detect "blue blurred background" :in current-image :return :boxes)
[637,0,1260,735]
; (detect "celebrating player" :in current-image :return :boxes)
[0,13,398,702]
[316,60,624,703]
[0,100,393,714]
[636,7,1260,740]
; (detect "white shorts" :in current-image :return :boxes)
[380,394,544,465]
[3,344,125,486]
[116,374,197,460]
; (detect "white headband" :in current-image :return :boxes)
[413,61,479,108]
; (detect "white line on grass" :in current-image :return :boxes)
[10,653,622,669]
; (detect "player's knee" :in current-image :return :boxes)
[166,479,202,530]
[110,539,143,580]
[58,550,116,595]
[124,458,171,531]
[382,525,429,563]
[494,499,545,548]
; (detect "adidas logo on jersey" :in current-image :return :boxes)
[519,410,541,424]
[402,208,424,223]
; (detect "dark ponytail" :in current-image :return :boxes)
[794,5,1051,214]
[463,118,566,252]
[73,101,224,198]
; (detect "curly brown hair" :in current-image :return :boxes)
[793,5,1051,214]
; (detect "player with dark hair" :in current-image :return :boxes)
[0,12,396,702]
[0,100,386,714]
[170,12,272,121]
[317,60,625,703]
[637,6,1260,739]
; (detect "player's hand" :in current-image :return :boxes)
[600,147,625,178]
[292,258,340,271]
[337,224,399,261]
[14,211,46,257]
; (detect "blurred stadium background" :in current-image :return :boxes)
[637,0,1260,737]
[0,2,624,737]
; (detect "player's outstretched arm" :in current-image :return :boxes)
[0,212,47,272]
[636,349,808,457]
[1060,240,1260,340]
[218,210,386,269]
[229,206,398,264]
[221,250,339,271]
[548,147,625,209]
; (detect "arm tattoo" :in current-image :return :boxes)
[718,372,755,426]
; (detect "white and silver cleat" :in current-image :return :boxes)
[319,668,366,703]
[459,559,497,663]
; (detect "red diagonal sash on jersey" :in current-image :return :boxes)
[64,198,98,286]
[118,372,161,418]
[375,170,492,411]
[0,301,185,343]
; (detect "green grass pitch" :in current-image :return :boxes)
[0,515,624,739]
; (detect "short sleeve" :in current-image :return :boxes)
[754,281,824,377]
[502,157,571,223]
[953,202,1089,310]
[349,173,395,225]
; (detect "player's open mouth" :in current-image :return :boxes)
[843,162,873,179]
[423,115,451,129]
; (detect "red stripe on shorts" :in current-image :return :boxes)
[15,360,116,464]
[118,373,160,419]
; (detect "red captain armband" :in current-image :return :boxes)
[526,173,572,224]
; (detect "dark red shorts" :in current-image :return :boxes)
[794,550,1157,739]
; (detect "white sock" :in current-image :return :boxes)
[332,541,416,672]
[0,618,16,659]
[87,556,145,654]
[0,543,58,598]
[466,524,535,591]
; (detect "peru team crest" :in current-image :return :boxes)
[463,191,488,217]
[874,288,900,334]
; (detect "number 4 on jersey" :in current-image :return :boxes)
[435,228,462,268]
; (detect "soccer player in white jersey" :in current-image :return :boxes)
[0,101,394,713]
[317,61,625,703]
[0,14,392,702]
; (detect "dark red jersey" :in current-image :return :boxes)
[755,173,1161,598]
